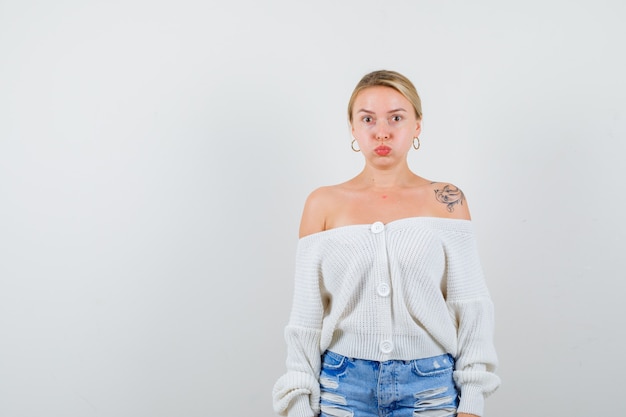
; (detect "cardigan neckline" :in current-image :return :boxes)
[299,216,473,242]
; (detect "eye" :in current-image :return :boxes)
[362,116,373,123]
[391,115,402,122]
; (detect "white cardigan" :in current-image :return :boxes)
[273,217,500,417]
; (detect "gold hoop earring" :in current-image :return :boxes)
[351,139,361,152]
[413,137,421,150]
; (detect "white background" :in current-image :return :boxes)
[1,1,625,416]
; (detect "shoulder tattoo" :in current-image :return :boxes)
[433,184,465,212]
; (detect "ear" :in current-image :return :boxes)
[414,119,422,137]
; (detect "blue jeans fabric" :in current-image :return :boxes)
[319,351,459,417]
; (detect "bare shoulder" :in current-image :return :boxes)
[299,186,337,238]
[428,182,472,220]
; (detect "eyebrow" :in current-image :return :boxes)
[356,108,408,114]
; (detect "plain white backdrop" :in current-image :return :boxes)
[1,1,625,416]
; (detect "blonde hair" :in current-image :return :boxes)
[347,70,422,123]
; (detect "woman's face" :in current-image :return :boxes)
[351,86,421,164]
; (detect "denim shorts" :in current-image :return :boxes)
[319,351,459,417]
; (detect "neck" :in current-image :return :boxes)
[356,163,416,189]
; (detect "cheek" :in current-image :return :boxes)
[352,125,370,136]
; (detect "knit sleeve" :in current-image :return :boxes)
[442,226,501,417]
[272,239,325,417]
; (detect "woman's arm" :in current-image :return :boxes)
[298,187,330,238]
[273,192,329,417]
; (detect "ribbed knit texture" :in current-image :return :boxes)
[272,217,500,417]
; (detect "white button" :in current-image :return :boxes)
[371,221,384,233]
[379,340,394,354]
[377,283,390,297]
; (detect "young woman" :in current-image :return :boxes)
[273,70,500,417]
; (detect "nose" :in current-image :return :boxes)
[376,125,390,141]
